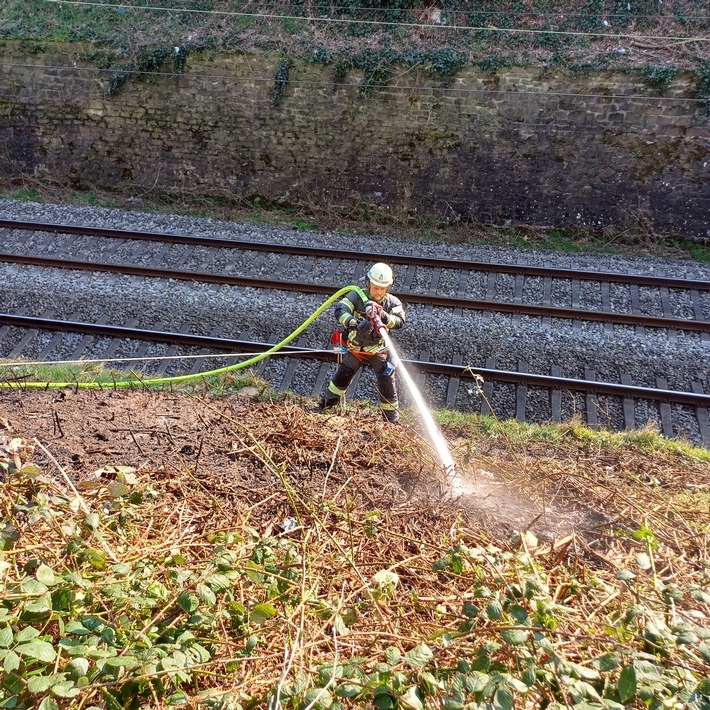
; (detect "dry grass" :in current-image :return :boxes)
[1,393,709,707]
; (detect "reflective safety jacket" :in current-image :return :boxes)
[334,290,406,355]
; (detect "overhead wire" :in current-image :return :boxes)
[41,0,710,20]
[0,347,334,370]
[42,0,710,43]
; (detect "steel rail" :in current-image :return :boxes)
[2,253,709,333]
[2,313,709,407]
[2,218,709,290]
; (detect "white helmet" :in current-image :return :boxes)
[367,262,394,288]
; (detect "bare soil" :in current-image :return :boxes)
[0,388,638,549]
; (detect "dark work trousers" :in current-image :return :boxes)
[324,351,398,412]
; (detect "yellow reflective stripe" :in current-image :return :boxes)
[348,344,386,354]
[380,401,398,411]
[328,382,347,396]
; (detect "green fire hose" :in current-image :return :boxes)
[0,284,368,390]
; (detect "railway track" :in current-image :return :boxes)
[1,219,709,336]
[1,312,709,447]
[1,219,709,446]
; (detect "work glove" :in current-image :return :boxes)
[365,301,383,320]
[356,318,373,335]
[379,310,391,326]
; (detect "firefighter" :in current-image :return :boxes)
[319,262,406,423]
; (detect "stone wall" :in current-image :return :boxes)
[1,40,708,237]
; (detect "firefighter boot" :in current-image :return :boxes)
[319,394,342,412]
[382,408,400,424]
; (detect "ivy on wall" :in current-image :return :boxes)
[272,59,292,106]
[108,47,178,96]
[698,61,710,115]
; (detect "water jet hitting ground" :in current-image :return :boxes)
[379,327,456,476]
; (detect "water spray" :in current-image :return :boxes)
[368,308,456,477]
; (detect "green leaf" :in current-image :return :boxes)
[614,569,636,582]
[522,665,536,687]
[1,522,20,547]
[147,582,169,600]
[469,651,491,673]
[36,565,56,586]
[299,688,333,710]
[317,663,343,686]
[51,681,81,699]
[79,548,107,570]
[340,607,356,627]
[506,676,529,693]
[370,570,399,592]
[16,640,56,662]
[335,683,360,699]
[384,646,401,666]
[462,602,479,618]
[196,584,217,607]
[420,671,443,694]
[694,625,710,641]
[0,626,13,648]
[634,553,651,570]
[672,624,697,645]
[633,660,661,681]
[25,593,53,615]
[177,593,199,613]
[618,665,637,703]
[205,574,231,591]
[373,663,389,677]
[404,643,433,668]
[500,629,528,646]
[37,698,59,710]
[65,620,90,635]
[699,642,710,664]
[566,662,600,680]
[22,579,48,595]
[486,601,503,620]
[104,656,138,667]
[329,614,347,636]
[66,657,90,679]
[3,649,20,672]
[188,643,211,664]
[27,675,55,694]
[579,680,602,701]
[493,685,513,710]
[166,691,189,705]
[249,602,277,626]
[84,513,100,530]
[593,652,621,672]
[51,588,73,612]
[400,685,424,710]
[373,694,394,710]
[18,464,42,479]
[508,605,529,624]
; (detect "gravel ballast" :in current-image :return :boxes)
[1,198,709,443]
